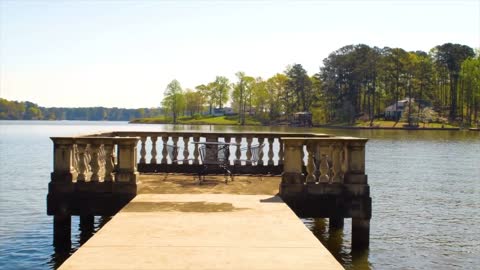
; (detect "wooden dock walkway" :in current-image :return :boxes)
[59,192,343,270]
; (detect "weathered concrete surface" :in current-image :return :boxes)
[59,194,343,270]
[137,174,281,195]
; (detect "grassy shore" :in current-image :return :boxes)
[130,115,262,125]
[353,120,458,128]
[131,115,463,130]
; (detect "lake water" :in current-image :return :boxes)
[0,121,479,269]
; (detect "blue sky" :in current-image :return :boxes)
[1,0,479,108]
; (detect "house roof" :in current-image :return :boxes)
[384,98,414,112]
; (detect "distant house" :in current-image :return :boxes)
[223,107,235,115]
[290,111,312,127]
[212,107,235,116]
[384,98,413,121]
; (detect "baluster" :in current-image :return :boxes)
[278,138,284,165]
[301,144,305,168]
[193,136,200,165]
[150,136,158,164]
[331,142,343,183]
[314,144,321,181]
[161,136,168,164]
[257,137,264,165]
[172,136,179,163]
[139,136,147,164]
[235,137,242,165]
[246,137,253,162]
[104,143,114,182]
[98,145,106,178]
[182,137,190,164]
[341,143,349,179]
[319,148,330,183]
[305,142,317,183]
[77,143,87,182]
[224,136,231,165]
[51,138,76,182]
[85,145,92,172]
[267,137,274,166]
[89,143,100,182]
[73,144,79,174]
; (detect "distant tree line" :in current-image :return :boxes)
[0,98,161,121]
[162,42,479,126]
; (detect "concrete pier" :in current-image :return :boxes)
[59,194,343,270]
[48,131,372,268]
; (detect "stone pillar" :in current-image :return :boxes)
[351,194,371,249]
[280,138,305,197]
[53,214,71,251]
[345,139,370,249]
[329,216,344,229]
[50,138,75,183]
[79,215,95,245]
[344,139,368,184]
[80,214,94,231]
[352,218,370,249]
[114,137,139,186]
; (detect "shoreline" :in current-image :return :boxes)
[2,119,475,131]
[314,125,462,131]
[130,119,466,131]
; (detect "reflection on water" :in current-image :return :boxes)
[47,216,111,269]
[304,218,372,270]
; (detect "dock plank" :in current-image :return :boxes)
[59,194,343,270]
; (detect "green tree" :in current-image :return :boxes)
[195,84,213,115]
[285,64,312,113]
[162,79,185,124]
[266,73,288,120]
[232,72,255,125]
[460,55,480,126]
[184,88,205,116]
[251,77,269,120]
[320,45,377,123]
[432,43,475,120]
[379,47,409,121]
[211,76,230,109]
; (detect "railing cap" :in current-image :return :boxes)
[110,131,332,137]
[281,136,368,142]
[51,136,140,144]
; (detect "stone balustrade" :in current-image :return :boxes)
[281,136,368,186]
[49,136,139,248]
[91,131,331,174]
[280,136,371,248]
[48,131,371,250]
[50,136,139,192]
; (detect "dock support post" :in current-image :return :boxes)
[53,214,71,251]
[79,215,95,244]
[80,215,94,231]
[352,218,370,249]
[329,216,344,229]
